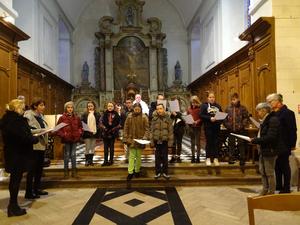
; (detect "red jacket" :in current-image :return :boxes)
[187,106,201,127]
[57,113,83,143]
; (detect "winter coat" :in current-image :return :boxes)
[56,113,83,143]
[24,109,48,151]
[252,112,286,157]
[170,112,186,136]
[0,111,38,173]
[123,111,149,148]
[81,111,101,139]
[200,102,222,128]
[274,105,297,153]
[150,111,173,147]
[187,106,201,127]
[100,110,121,139]
[223,102,249,132]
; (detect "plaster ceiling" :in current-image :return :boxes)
[56,0,203,29]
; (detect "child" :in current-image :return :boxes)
[123,103,149,180]
[150,104,173,179]
[100,102,121,166]
[57,101,82,178]
[81,101,101,166]
[200,92,222,166]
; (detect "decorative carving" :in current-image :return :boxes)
[12,50,19,62]
[99,16,114,34]
[174,61,182,82]
[257,63,270,76]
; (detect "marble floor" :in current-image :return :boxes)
[0,186,299,225]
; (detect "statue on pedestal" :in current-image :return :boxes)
[174,61,182,81]
[81,61,89,83]
[126,6,134,26]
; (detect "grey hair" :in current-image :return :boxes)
[255,102,271,112]
[266,93,283,103]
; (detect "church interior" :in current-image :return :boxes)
[0,0,300,224]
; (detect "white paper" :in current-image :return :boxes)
[53,122,68,132]
[157,100,167,109]
[81,121,92,132]
[215,112,228,120]
[133,139,151,145]
[33,128,53,136]
[183,114,195,124]
[250,117,260,128]
[168,100,180,112]
[230,133,251,142]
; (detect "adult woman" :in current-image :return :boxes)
[251,102,284,195]
[24,98,49,199]
[81,101,101,166]
[0,99,38,217]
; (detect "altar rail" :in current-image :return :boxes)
[187,17,276,117]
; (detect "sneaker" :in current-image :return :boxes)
[134,172,140,178]
[213,158,219,166]
[35,190,48,195]
[25,192,40,199]
[101,161,109,166]
[162,173,170,180]
[127,173,134,181]
[154,173,161,179]
[205,158,211,166]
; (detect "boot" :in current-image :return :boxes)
[7,204,26,217]
[71,168,77,178]
[89,154,94,166]
[64,169,69,179]
[85,155,89,167]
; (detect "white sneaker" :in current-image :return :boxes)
[206,158,211,166]
[213,158,219,166]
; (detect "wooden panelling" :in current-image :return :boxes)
[188,17,276,117]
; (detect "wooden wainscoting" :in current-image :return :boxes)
[188,17,276,117]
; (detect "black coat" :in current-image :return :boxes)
[170,112,186,136]
[200,102,222,128]
[252,112,286,157]
[274,105,297,153]
[81,111,101,139]
[100,110,121,139]
[0,111,38,173]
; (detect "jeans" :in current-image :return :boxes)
[204,125,220,159]
[84,138,96,154]
[189,127,201,158]
[26,150,45,193]
[155,141,168,174]
[64,143,77,170]
[259,155,277,193]
[103,138,115,162]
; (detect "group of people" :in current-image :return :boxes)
[0,91,297,217]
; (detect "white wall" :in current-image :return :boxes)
[13,0,72,82]
[249,0,272,24]
[73,0,189,87]
[189,0,247,80]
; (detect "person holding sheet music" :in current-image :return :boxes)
[266,93,297,193]
[187,96,202,163]
[81,101,101,167]
[250,102,285,195]
[200,91,222,166]
[100,102,121,166]
[123,103,149,180]
[223,93,249,166]
[56,101,83,178]
[24,98,49,199]
[0,99,39,217]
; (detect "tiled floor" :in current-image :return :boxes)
[0,186,299,225]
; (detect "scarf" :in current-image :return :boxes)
[87,111,97,134]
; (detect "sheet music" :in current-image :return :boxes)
[33,128,53,136]
[215,112,228,120]
[250,117,260,128]
[230,133,251,142]
[53,122,68,132]
[82,121,92,132]
[183,114,195,124]
[168,99,180,112]
[133,139,151,145]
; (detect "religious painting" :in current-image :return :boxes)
[113,36,149,90]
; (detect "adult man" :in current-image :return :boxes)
[224,93,249,166]
[133,94,149,116]
[266,93,297,193]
